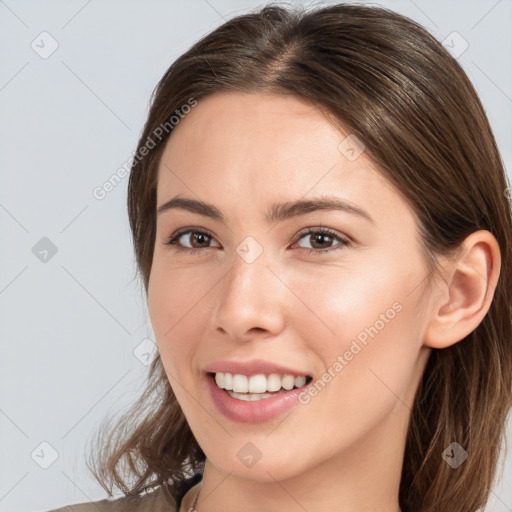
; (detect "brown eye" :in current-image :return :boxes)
[166,229,220,253]
[186,232,211,248]
[308,232,334,249]
[295,228,351,256]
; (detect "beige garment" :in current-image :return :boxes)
[46,486,178,512]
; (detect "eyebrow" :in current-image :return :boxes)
[157,195,374,224]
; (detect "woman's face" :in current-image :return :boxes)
[148,91,434,485]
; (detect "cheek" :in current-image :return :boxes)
[289,258,423,409]
[147,264,206,376]
[148,259,210,331]
[286,256,413,350]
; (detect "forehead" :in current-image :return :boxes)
[156,91,413,226]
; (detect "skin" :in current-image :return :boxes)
[147,91,501,512]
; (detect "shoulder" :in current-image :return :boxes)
[46,486,177,512]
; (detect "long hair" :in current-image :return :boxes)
[87,4,512,511]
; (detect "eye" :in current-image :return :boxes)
[293,227,351,255]
[164,227,351,256]
[165,228,220,254]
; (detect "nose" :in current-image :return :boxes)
[213,249,286,343]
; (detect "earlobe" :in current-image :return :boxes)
[423,230,501,349]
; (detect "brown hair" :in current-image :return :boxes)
[87,3,512,511]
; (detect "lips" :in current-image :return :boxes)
[202,359,314,423]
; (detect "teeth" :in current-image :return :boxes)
[282,374,295,390]
[232,374,249,393]
[214,372,310,393]
[227,391,275,401]
[248,374,267,393]
[267,373,281,392]
[294,375,306,388]
[223,372,233,390]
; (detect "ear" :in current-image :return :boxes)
[423,230,501,349]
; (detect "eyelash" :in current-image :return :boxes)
[164,227,351,256]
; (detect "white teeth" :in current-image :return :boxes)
[267,373,281,392]
[282,374,295,390]
[232,374,249,393]
[294,375,306,388]
[248,374,267,393]
[223,372,233,390]
[227,391,274,401]
[213,372,310,394]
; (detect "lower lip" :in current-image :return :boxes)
[205,373,309,424]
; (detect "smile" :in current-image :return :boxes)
[205,372,314,423]
[213,372,312,400]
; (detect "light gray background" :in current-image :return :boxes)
[1,1,511,511]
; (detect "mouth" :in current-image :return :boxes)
[208,371,313,402]
[203,361,316,423]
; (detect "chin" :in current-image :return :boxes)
[204,443,312,483]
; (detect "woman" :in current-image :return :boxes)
[49,3,512,512]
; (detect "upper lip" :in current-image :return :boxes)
[203,359,311,377]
